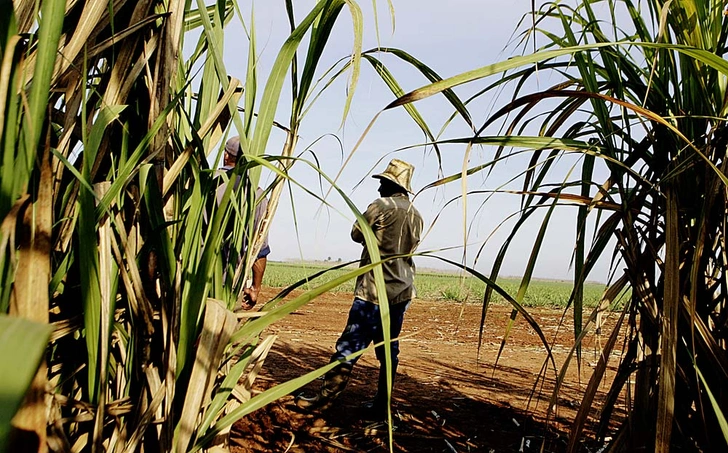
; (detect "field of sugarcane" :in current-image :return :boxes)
[2,1,727,453]
[263,261,612,307]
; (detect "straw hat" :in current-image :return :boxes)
[372,159,414,193]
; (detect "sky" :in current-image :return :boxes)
[201,0,620,283]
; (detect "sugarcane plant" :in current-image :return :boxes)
[372,0,728,451]
[11,0,727,451]
[0,0,423,451]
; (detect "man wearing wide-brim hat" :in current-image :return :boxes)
[296,158,424,417]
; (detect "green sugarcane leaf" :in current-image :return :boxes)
[0,34,21,220]
[95,85,188,220]
[293,2,345,121]
[231,260,384,343]
[387,42,728,109]
[243,5,256,140]
[362,54,441,162]
[17,0,65,200]
[0,316,51,453]
[78,105,124,403]
[339,0,363,124]
[249,0,342,159]
[695,362,728,447]
[364,47,473,129]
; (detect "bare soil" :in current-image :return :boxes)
[230,287,624,452]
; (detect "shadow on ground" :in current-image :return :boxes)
[230,341,580,453]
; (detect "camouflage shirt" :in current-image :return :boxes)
[351,193,423,305]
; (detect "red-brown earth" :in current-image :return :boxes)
[230,287,625,452]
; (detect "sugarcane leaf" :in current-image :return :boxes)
[364,47,473,129]
[494,186,562,373]
[0,316,51,453]
[12,0,63,211]
[194,346,370,451]
[655,186,680,453]
[694,363,728,447]
[566,296,628,453]
[424,254,556,371]
[387,42,728,108]
[339,0,363,124]
[175,299,237,453]
[78,106,124,403]
[249,0,342,159]
[362,54,441,161]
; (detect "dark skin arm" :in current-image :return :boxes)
[242,256,267,309]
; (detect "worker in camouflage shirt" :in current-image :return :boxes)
[296,159,424,418]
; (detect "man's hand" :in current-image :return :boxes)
[241,256,267,310]
[241,286,259,310]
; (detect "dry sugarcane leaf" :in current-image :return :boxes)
[209,335,278,449]
[52,74,84,255]
[203,80,245,157]
[120,368,168,453]
[545,274,628,425]
[86,14,165,60]
[50,315,83,342]
[654,186,680,453]
[9,142,53,453]
[679,295,728,377]
[143,0,186,172]
[91,182,113,453]
[102,0,157,106]
[141,365,165,450]
[12,0,36,34]
[174,299,237,453]
[110,213,154,332]
[236,133,298,306]
[162,78,242,197]
[151,0,186,157]
[47,0,113,82]
[118,33,161,113]
[0,194,30,272]
[236,334,277,402]
[205,447,229,453]
[70,432,89,453]
[159,300,178,451]
[106,398,134,417]
[0,35,22,142]
[566,305,627,453]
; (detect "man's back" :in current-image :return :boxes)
[215,135,271,309]
[294,157,422,414]
[351,193,423,305]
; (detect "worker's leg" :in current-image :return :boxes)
[295,298,376,411]
[365,301,411,414]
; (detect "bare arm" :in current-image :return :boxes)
[242,256,267,309]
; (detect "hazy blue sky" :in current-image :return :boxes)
[208,0,618,283]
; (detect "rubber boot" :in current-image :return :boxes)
[362,361,398,417]
[295,364,352,412]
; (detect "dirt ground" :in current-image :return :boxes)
[230,287,624,453]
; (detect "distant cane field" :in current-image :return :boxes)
[263,261,616,308]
